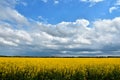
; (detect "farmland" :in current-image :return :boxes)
[0,57,120,80]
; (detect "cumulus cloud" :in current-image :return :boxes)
[5,17,119,56]
[0,0,120,56]
[0,26,32,46]
[0,0,29,27]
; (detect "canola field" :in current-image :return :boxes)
[0,57,120,80]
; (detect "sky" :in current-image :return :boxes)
[0,0,120,56]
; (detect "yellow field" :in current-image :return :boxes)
[0,57,120,80]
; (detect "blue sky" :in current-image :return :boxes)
[15,0,120,24]
[0,0,120,56]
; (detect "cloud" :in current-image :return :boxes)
[80,0,104,7]
[41,0,59,4]
[38,16,48,23]
[54,0,59,4]
[109,7,118,13]
[0,37,18,46]
[20,2,28,6]
[115,0,120,6]
[0,1,29,26]
[109,0,120,13]
[81,0,103,3]
[0,26,32,46]
[0,0,17,8]
[27,17,120,56]
[0,0,120,56]
[1,17,119,56]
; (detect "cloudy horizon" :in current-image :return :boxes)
[0,0,120,56]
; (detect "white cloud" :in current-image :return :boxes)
[80,0,104,7]
[54,0,59,4]
[115,0,120,6]
[0,7,28,25]
[1,16,120,55]
[41,0,59,4]
[80,0,103,3]
[109,0,120,13]
[0,26,33,46]
[0,37,18,46]
[0,0,18,8]
[109,7,118,13]
[89,0,103,3]
[31,17,120,51]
